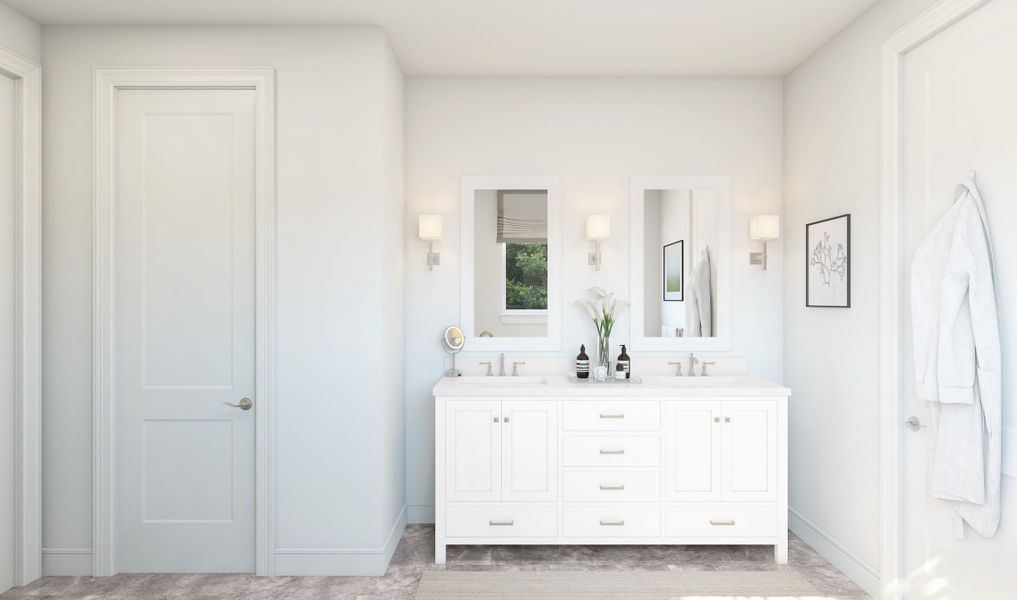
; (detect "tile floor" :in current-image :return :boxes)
[1,525,870,599]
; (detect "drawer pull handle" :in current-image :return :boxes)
[599,413,625,419]
[489,520,514,526]
[710,519,736,526]
[599,483,625,490]
[599,519,625,526]
[599,448,625,455]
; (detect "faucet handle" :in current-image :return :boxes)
[700,361,717,377]
[667,361,684,376]
[478,361,493,376]
[512,361,526,377]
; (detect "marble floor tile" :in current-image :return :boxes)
[0,525,870,600]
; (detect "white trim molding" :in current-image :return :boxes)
[273,504,407,576]
[92,67,277,576]
[788,508,879,597]
[879,1,991,598]
[0,45,42,589]
[41,548,93,577]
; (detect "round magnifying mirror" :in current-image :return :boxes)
[441,325,465,377]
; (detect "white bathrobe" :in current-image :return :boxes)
[685,247,713,338]
[910,176,1001,538]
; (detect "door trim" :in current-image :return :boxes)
[0,46,42,588]
[92,67,277,576]
[879,1,990,597]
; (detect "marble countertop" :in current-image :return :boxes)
[432,373,791,398]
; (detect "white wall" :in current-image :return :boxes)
[41,25,405,576]
[405,77,784,520]
[0,1,40,63]
[782,0,942,594]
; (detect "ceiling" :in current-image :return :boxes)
[6,0,879,76]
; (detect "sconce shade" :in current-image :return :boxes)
[749,214,780,240]
[586,214,610,240]
[418,214,443,240]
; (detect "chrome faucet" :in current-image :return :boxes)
[688,353,699,377]
[498,353,506,377]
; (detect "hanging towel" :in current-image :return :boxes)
[909,175,1001,538]
[685,247,713,337]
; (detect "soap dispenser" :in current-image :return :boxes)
[576,345,590,379]
[616,345,631,379]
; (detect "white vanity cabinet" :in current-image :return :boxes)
[434,376,789,565]
[445,400,557,503]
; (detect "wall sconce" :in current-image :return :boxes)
[749,214,780,270]
[586,215,610,271]
[418,214,442,271]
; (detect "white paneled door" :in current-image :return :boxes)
[899,0,1017,596]
[502,401,557,501]
[0,70,15,595]
[115,88,257,573]
[446,400,502,501]
[666,401,721,501]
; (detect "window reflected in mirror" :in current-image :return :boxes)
[642,189,719,338]
[474,189,549,337]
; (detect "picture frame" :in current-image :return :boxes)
[806,214,850,308]
[662,240,684,302]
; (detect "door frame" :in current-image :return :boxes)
[879,0,991,596]
[0,46,42,588]
[92,67,277,576]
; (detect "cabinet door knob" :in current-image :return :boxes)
[724,416,731,423]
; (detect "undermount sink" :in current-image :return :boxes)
[640,375,741,386]
[455,375,549,386]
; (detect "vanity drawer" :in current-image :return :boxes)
[562,471,660,502]
[665,505,778,538]
[445,505,557,538]
[563,436,660,467]
[563,401,660,431]
[563,506,660,537]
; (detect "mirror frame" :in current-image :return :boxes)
[629,175,732,352]
[460,175,562,351]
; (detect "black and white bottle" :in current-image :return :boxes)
[576,345,590,379]
[616,345,631,379]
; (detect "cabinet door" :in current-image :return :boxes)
[446,400,501,501]
[722,400,778,502]
[665,401,721,501]
[502,400,557,501]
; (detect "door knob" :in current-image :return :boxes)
[905,416,926,431]
[225,398,253,411]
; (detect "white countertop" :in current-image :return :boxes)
[432,373,791,398]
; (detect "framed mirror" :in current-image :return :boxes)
[629,176,731,351]
[460,176,562,351]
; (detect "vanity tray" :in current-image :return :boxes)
[568,375,642,384]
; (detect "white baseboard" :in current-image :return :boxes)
[788,507,879,597]
[42,548,93,576]
[407,502,435,524]
[273,504,407,576]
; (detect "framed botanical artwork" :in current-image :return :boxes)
[806,214,850,307]
[662,240,684,302]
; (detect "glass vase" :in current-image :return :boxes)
[596,335,611,371]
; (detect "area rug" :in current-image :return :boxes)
[416,570,825,599]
